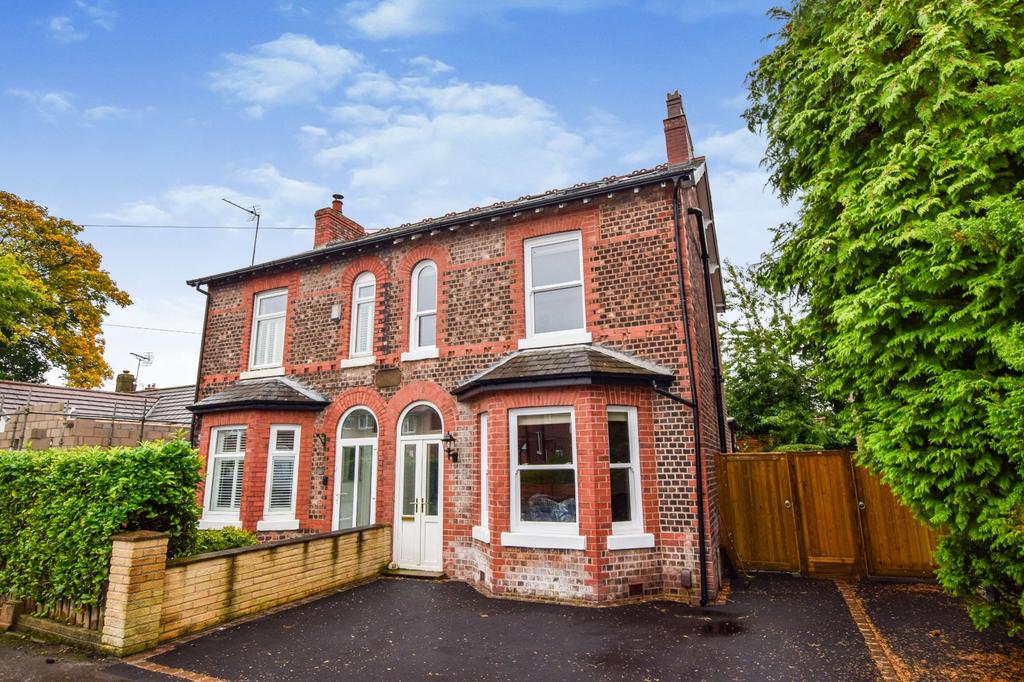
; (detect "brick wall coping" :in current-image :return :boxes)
[111,530,169,542]
[166,524,389,567]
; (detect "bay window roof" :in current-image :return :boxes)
[188,376,328,414]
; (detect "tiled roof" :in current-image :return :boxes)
[140,385,196,424]
[452,345,674,397]
[188,376,329,414]
[187,159,705,286]
[0,380,193,425]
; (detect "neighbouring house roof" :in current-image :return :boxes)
[188,376,329,414]
[139,385,197,424]
[186,160,706,287]
[0,380,194,425]
[452,345,674,399]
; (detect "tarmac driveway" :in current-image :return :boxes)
[98,574,1020,682]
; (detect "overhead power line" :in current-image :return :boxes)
[80,223,313,230]
[105,324,201,335]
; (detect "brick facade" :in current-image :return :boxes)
[190,94,729,605]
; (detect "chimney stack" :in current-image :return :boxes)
[115,370,136,393]
[314,193,366,248]
[663,90,695,165]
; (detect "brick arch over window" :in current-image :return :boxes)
[395,245,450,356]
[383,381,458,434]
[338,256,389,362]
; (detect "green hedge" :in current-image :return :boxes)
[177,528,258,558]
[0,440,202,606]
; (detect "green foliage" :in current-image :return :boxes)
[0,441,202,606]
[746,0,1024,633]
[773,443,825,453]
[720,261,847,447]
[0,191,131,387]
[177,528,258,559]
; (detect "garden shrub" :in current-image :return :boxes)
[773,443,825,453]
[0,440,202,606]
[177,527,258,558]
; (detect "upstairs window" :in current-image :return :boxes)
[265,426,299,518]
[250,290,287,369]
[349,272,376,357]
[524,232,586,342]
[207,427,246,515]
[409,260,437,351]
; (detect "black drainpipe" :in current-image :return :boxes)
[189,283,210,446]
[663,177,709,607]
[686,207,729,453]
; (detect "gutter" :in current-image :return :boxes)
[189,283,209,446]
[668,177,710,607]
[186,163,701,287]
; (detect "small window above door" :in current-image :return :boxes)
[401,404,442,436]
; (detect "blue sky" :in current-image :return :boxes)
[1,0,795,388]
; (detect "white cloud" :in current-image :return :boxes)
[700,127,766,169]
[408,56,454,75]
[82,104,135,123]
[7,89,74,118]
[345,0,753,38]
[75,0,118,30]
[210,33,363,114]
[47,16,86,43]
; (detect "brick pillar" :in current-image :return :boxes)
[101,530,169,656]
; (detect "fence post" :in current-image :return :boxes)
[100,531,168,656]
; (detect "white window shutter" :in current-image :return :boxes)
[268,456,295,511]
[356,301,373,354]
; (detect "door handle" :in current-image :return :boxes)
[858,500,865,510]
[784,499,792,509]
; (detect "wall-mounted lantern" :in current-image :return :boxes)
[441,432,458,462]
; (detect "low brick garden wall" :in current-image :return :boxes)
[99,525,391,655]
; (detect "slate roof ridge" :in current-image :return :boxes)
[275,375,329,402]
[588,344,674,376]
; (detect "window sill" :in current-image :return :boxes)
[340,355,375,368]
[500,531,586,550]
[240,366,284,380]
[607,533,655,550]
[198,517,241,530]
[471,526,490,544]
[401,347,440,362]
[517,330,592,350]
[256,518,300,531]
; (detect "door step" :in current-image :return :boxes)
[382,568,446,580]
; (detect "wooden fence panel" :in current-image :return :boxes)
[719,454,801,572]
[789,452,862,576]
[855,467,940,578]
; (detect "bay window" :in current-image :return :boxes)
[259,425,300,531]
[201,426,246,528]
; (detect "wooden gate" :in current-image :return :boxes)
[718,450,940,578]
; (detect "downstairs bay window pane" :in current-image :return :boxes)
[608,412,631,464]
[532,285,584,334]
[213,458,243,511]
[520,470,576,523]
[610,468,632,523]
[517,413,573,465]
[268,456,295,511]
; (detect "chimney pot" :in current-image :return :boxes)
[115,370,136,393]
[332,193,344,212]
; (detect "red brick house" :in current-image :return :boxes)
[187,91,730,605]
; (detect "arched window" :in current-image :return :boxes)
[409,260,437,351]
[349,272,375,358]
[335,407,378,530]
[401,404,443,436]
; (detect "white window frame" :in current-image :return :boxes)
[200,426,247,529]
[501,407,585,550]
[333,406,379,531]
[519,231,591,350]
[402,260,439,361]
[248,289,287,371]
[258,425,300,531]
[606,406,654,550]
[344,272,376,366]
[472,412,489,543]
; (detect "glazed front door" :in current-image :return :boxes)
[394,439,442,570]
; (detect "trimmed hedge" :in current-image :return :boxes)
[178,527,258,558]
[0,440,202,606]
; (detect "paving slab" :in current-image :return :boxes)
[854,581,1024,681]
[141,574,877,681]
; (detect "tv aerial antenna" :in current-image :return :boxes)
[129,351,154,386]
[222,198,262,265]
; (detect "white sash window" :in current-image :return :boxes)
[349,273,376,358]
[259,425,300,531]
[201,426,246,529]
[249,289,287,369]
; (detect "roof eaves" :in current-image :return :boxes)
[186,161,703,287]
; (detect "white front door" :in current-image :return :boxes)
[394,438,442,570]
